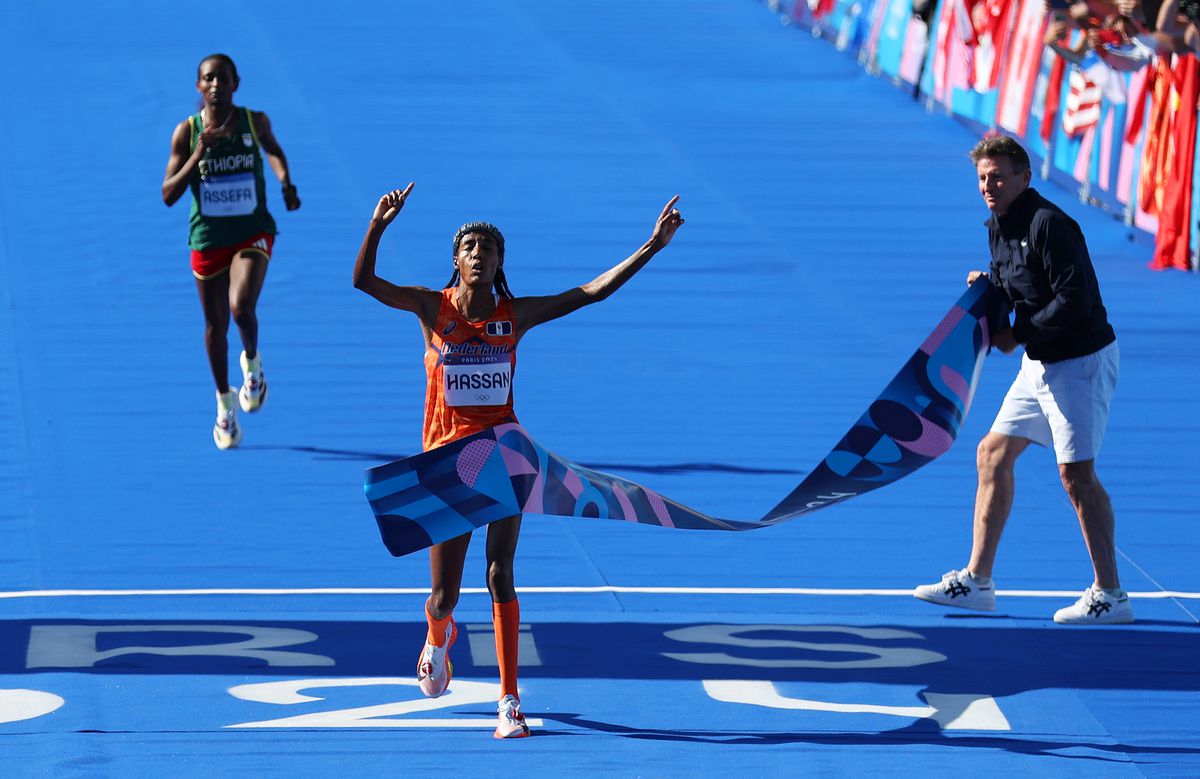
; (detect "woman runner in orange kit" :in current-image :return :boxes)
[352,183,684,738]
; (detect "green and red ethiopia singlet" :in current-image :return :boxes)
[186,107,277,250]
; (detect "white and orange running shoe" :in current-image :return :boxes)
[416,618,457,698]
[494,694,530,739]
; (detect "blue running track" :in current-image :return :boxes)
[1,2,1198,776]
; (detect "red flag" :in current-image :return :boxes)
[1124,59,1156,143]
[934,0,983,101]
[1139,58,1177,216]
[811,0,838,21]
[1041,54,1068,144]
[996,0,1049,135]
[1150,55,1200,271]
[973,0,1016,92]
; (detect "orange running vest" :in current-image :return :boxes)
[423,288,518,451]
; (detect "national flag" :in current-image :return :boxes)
[995,0,1049,134]
[810,0,839,21]
[1040,52,1068,144]
[932,0,979,102]
[972,0,1016,92]
[1151,54,1200,271]
[931,0,953,103]
[949,0,982,90]
[1063,65,1103,136]
[1138,57,1177,216]
[1117,66,1152,207]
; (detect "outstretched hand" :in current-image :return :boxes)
[372,182,415,227]
[649,195,685,249]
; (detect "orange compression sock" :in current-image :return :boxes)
[426,604,453,647]
[493,599,520,699]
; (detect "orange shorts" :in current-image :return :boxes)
[191,233,274,280]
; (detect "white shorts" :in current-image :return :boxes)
[990,341,1119,463]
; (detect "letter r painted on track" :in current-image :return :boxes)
[24,625,335,668]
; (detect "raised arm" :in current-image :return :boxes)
[352,183,441,327]
[513,196,684,339]
[252,111,301,211]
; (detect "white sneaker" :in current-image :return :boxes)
[213,390,242,449]
[913,568,995,612]
[1053,586,1134,624]
[238,351,268,413]
[416,618,456,698]
[494,694,530,739]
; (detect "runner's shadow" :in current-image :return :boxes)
[536,712,1200,762]
[238,445,408,461]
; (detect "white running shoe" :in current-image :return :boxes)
[416,618,457,698]
[238,351,268,413]
[1053,586,1134,624]
[213,390,242,450]
[494,694,530,739]
[913,568,996,612]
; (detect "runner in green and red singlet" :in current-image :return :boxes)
[162,53,301,449]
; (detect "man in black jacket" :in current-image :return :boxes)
[914,135,1131,624]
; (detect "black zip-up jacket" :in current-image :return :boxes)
[984,187,1116,363]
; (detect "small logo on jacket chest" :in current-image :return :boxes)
[486,321,512,337]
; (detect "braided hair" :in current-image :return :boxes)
[445,221,514,298]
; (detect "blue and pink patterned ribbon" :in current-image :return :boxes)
[366,281,998,556]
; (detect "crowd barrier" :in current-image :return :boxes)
[761,0,1200,271]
